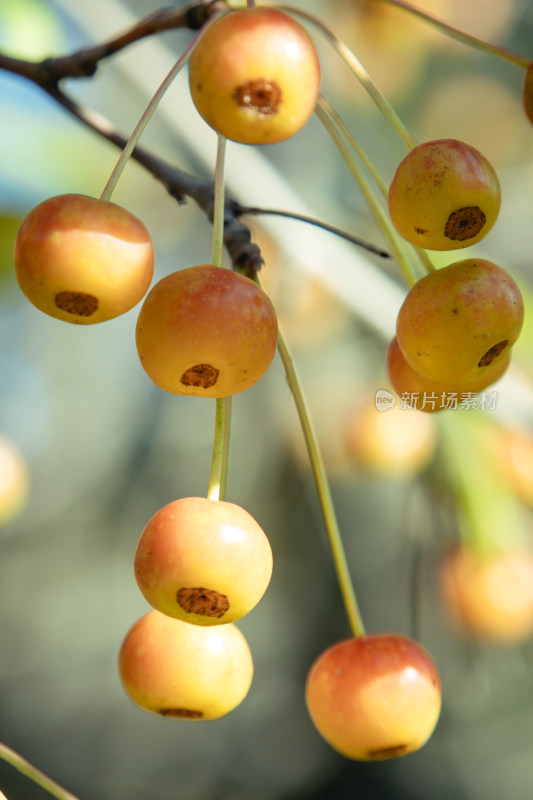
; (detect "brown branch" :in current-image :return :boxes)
[0,0,226,85]
[0,0,387,275]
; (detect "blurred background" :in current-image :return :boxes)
[2,0,533,798]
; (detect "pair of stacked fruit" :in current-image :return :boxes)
[13,195,279,719]
[386,138,524,412]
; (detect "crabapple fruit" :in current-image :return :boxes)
[119,610,253,719]
[386,336,510,412]
[134,497,273,626]
[396,259,523,384]
[388,139,501,250]
[135,264,278,397]
[305,634,441,760]
[441,546,533,644]
[14,194,154,324]
[344,399,436,474]
[492,426,533,506]
[189,8,321,145]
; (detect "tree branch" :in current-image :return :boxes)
[0,0,386,276]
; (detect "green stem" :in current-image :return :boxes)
[0,743,80,800]
[211,134,227,267]
[236,0,418,149]
[437,412,528,557]
[207,133,232,503]
[207,395,232,502]
[100,7,226,202]
[379,0,529,68]
[275,326,366,637]
[316,97,420,287]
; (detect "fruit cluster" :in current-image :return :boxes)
[386,138,524,412]
[13,0,533,775]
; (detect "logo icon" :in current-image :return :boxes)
[375,389,396,411]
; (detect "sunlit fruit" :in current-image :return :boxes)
[344,398,436,474]
[119,610,253,719]
[189,8,321,144]
[386,336,510,412]
[134,497,273,625]
[396,259,523,384]
[305,634,441,760]
[441,546,533,644]
[388,138,501,250]
[0,435,29,525]
[14,194,154,324]
[135,264,278,397]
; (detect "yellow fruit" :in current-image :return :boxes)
[119,611,253,719]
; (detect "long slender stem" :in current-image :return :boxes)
[207,134,232,502]
[207,395,232,501]
[316,98,419,287]
[0,743,80,800]
[100,7,226,202]
[238,206,390,257]
[317,98,435,279]
[236,0,417,149]
[379,0,529,68]
[275,326,365,637]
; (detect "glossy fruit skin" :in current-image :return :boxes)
[386,336,510,412]
[441,547,533,644]
[14,194,154,324]
[305,634,441,761]
[119,610,253,719]
[388,139,501,250]
[135,264,278,397]
[134,497,273,626]
[189,8,321,145]
[396,259,523,384]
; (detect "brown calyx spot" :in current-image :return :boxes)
[177,587,230,619]
[444,206,486,241]
[55,291,98,317]
[158,708,204,718]
[366,744,410,759]
[181,364,219,388]
[233,79,282,115]
[478,340,508,368]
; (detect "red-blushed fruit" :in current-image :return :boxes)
[14,194,154,324]
[305,634,441,760]
[523,62,533,126]
[344,399,436,474]
[441,546,533,644]
[386,336,510,412]
[189,8,321,145]
[396,259,523,384]
[135,264,278,397]
[0,435,29,525]
[134,497,273,625]
[388,138,501,250]
[119,610,253,719]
